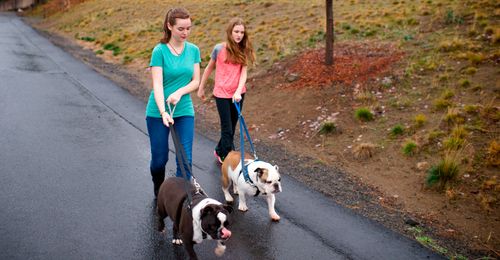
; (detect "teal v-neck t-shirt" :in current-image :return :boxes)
[146,42,201,118]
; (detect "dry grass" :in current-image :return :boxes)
[353,142,377,159]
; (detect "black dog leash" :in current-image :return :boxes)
[167,103,203,211]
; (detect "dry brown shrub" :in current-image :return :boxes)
[352,142,377,159]
[486,140,500,167]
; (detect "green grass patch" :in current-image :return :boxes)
[390,124,405,136]
[458,78,471,88]
[103,43,121,56]
[80,36,95,42]
[443,136,465,150]
[354,108,374,122]
[403,140,417,156]
[318,121,337,135]
[416,236,448,255]
[426,152,460,190]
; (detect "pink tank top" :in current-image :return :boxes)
[213,45,246,98]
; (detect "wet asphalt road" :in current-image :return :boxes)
[0,13,445,260]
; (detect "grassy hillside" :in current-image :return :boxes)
[28,0,499,258]
[31,0,498,68]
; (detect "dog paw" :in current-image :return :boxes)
[238,205,248,212]
[214,245,226,256]
[172,239,183,245]
[271,214,281,222]
[224,195,234,203]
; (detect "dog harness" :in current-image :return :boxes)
[237,160,266,196]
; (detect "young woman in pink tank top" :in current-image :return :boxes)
[198,17,255,163]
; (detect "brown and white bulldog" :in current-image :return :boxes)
[221,151,282,221]
[157,177,233,260]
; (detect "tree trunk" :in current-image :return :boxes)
[325,0,334,65]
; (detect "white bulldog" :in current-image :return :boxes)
[221,151,282,221]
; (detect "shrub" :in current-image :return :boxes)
[103,43,121,56]
[443,136,464,150]
[480,104,500,122]
[355,91,375,102]
[451,125,468,139]
[438,74,449,82]
[458,78,471,88]
[486,140,500,167]
[123,55,133,64]
[354,108,374,122]
[318,121,337,135]
[95,50,104,55]
[80,36,95,42]
[444,9,463,25]
[426,152,460,190]
[464,105,480,114]
[443,107,464,125]
[441,89,455,99]
[464,67,477,75]
[403,141,417,156]
[438,39,465,52]
[428,130,446,143]
[467,52,485,65]
[433,98,452,110]
[353,143,376,159]
[414,114,427,127]
[390,124,405,136]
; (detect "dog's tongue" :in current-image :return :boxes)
[221,227,232,239]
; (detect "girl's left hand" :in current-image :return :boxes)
[167,91,182,105]
[232,92,242,103]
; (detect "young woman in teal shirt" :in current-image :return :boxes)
[146,7,200,197]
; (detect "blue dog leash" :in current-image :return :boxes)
[234,102,258,184]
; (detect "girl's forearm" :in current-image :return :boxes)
[199,59,215,90]
[152,67,166,113]
[236,66,248,93]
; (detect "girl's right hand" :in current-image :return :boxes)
[197,87,206,101]
[161,111,174,126]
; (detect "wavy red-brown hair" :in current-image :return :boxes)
[225,18,255,66]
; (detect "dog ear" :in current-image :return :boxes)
[200,205,214,218]
[254,167,264,177]
[274,165,279,171]
[223,204,233,214]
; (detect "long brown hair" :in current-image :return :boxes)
[225,17,255,66]
[160,7,190,44]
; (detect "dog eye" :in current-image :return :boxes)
[278,178,281,181]
[266,181,272,184]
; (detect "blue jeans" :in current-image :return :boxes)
[146,116,194,182]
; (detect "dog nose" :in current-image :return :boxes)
[274,183,280,190]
